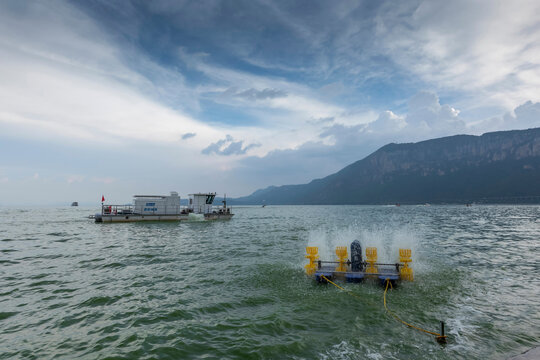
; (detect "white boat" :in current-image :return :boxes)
[94,192,233,223]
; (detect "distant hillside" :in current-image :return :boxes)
[232,128,540,204]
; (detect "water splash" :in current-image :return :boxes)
[306,224,424,272]
[187,213,205,221]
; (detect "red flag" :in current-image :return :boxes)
[101,195,105,202]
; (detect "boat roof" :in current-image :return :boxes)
[133,195,167,198]
[189,193,216,196]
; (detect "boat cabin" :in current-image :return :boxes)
[188,193,216,214]
[99,191,232,218]
[132,191,182,215]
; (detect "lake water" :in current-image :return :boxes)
[1,205,539,359]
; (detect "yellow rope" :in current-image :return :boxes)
[321,275,377,306]
[383,279,447,340]
[321,275,447,341]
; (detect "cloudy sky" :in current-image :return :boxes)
[1,0,539,205]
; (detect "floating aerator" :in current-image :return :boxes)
[305,245,444,344]
[335,246,348,272]
[365,247,378,274]
[304,243,413,284]
[304,246,319,275]
[399,248,414,281]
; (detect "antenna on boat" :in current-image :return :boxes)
[222,193,227,209]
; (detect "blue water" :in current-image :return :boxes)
[0,205,539,359]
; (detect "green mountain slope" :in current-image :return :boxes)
[233,128,540,204]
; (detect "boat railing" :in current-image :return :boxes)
[208,205,233,214]
[101,204,135,215]
[101,204,232,215]
[102,204,191,215]
[132,205,190,215]
[189,205,233,214]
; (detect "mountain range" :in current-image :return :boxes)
[231,127,540,204]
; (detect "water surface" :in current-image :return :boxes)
[1,205,539,359]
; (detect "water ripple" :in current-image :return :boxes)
[0,205,538,359]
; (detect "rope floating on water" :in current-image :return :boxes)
[321,275,448,344]
[320,274,378,307]
[384,279,447,343]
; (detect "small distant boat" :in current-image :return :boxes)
[71,202,78,207]
[93,192,233,223]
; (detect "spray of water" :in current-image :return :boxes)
[305,224,426,273]
[187,213,205,221]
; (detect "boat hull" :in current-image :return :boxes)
[95,213,234,223]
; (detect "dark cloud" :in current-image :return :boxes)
[72,0,379,86]
[202,135,260,156]
[237,141,346,187]
[181,132,196,140]
[72,0,540,118]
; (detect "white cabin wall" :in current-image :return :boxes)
[189,194,214,213]
[132,192,181,214]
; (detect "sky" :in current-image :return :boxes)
[1,0,539,205]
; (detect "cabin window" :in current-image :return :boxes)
[206,195,215,204]
[146,202,155,206]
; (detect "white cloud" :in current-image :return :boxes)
[1,1,538,203]
[510,101,540,129]
[182,49,344,126]
[91,177,115,184]
[67,175,85,184]
[323,91,465,146]
[404,91,465,136]
[469,100,540,133]
[235,93,539,194]
[0,1,221,149]
[0,1,348,165]
[366,111,406,134]
[373,0,540,111]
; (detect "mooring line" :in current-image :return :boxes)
[320,275,377,307]
[383,279,446,342]
[321,275,447,342]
